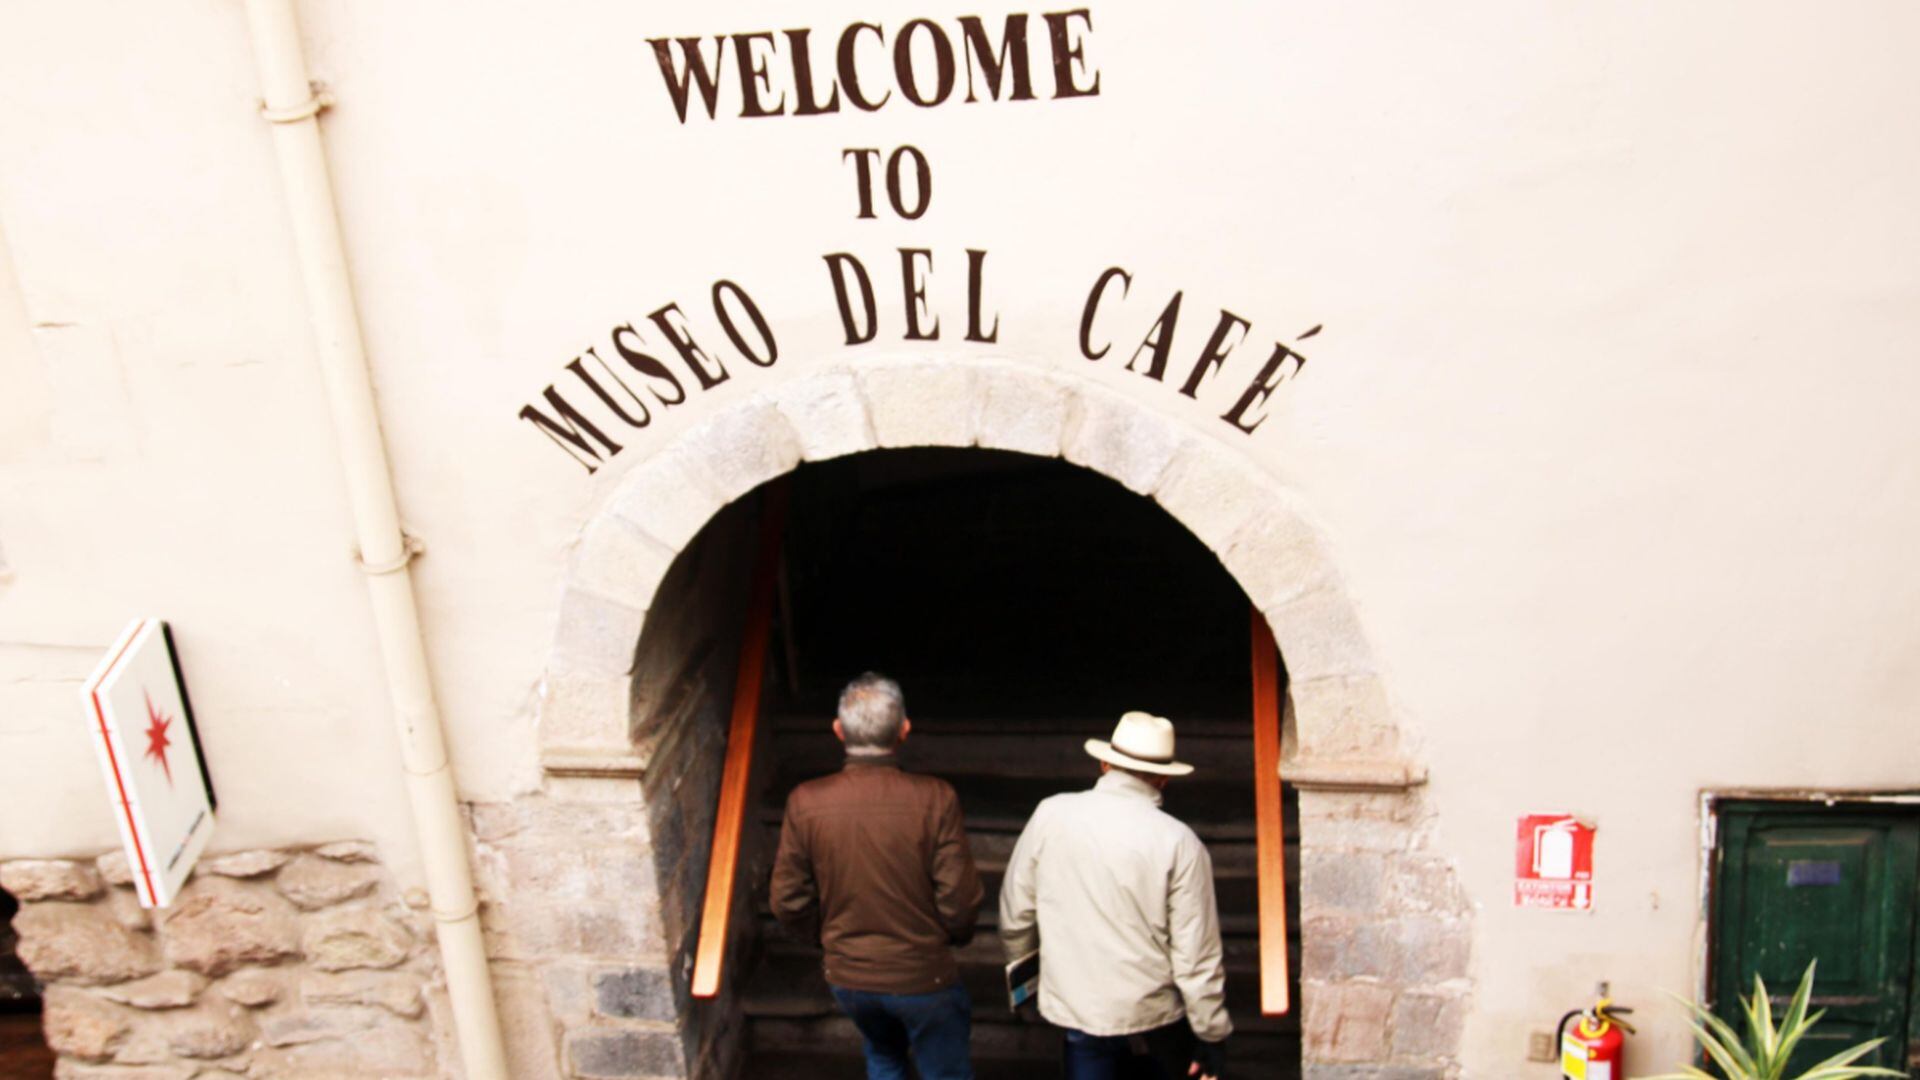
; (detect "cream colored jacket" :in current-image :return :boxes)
[998,770,1232,1042]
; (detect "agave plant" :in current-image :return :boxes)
[1642,961,1903,1080]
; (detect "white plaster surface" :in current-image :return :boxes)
[1,3,1917,1075]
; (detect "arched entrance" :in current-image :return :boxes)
[516,361,1463,1080]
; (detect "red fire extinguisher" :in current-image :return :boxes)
[1558,984,1635,1080]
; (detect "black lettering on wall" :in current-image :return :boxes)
[785,28,842,115]
[900,248,940,341]
[649,37,728,123]
[824,253,879,344]
[1043,10,1101,99]
[894,19,957,107]
[965,248,999,343]
[712,280,779,367]
[647,302,731,390]
[843,148,882,218]
[838,23,891,111]
[572,350,654,428]
[520,385,623,473]
[1222,342,1307,434]
[959,14,1035,102]
[1181,309,1251,398]
[1079,266,1131,359]
[733,32,787,117]
[886,146,933,220]
[1127,291,1182,381]
[611,323,689,407]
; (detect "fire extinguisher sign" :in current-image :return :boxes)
[1514,814,1595,910]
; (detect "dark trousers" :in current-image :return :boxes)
[829,982,974,1080]
[1062,1018,1196,1080]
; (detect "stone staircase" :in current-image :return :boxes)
[732,713,1301,1079]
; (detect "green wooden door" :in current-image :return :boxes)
[1713,802,1919,1075]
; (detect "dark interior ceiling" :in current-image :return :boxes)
[775,448,1256,721]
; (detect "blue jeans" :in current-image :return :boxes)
[1062,1021,1193,1080]
[829,982,974,1080]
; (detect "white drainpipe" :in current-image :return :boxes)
[240,2,510,1077]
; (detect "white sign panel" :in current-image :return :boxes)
[80,619,216,907]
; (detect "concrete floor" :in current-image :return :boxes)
[0,1012,51,1080]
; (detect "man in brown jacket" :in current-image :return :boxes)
[771,672,983,1080]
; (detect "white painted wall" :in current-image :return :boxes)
[3,2,1917,1074]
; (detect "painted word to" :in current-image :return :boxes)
[649,11,1100,122]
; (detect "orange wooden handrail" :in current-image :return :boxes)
[690,481,791,1000]
[1251,605,1293,1016]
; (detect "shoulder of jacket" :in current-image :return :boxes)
[784,773,834,810]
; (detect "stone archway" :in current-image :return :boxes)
[507,358,1470,1080]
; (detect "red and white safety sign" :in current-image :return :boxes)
[1514,813,1594,910]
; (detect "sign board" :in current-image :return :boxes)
[1515,813,1594,910]
[80,619,216,907]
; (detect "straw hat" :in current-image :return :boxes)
[1084,711,1194,776]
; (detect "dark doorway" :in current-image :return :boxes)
[0,887,51,1080]
[700,448,1301,1078]
[1712,800,1920,1076]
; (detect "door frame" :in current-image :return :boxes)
[1700,789,1920,1072]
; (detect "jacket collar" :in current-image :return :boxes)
[843,751,900,770]
[1095,769,1164,807]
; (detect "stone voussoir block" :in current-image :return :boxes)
[1,859,103,902]
[973,365,1076,457]
[1150,437,1276,551]
[1062,388,1182,495]
[858,361,977,449]
[683,398,803,504]
[608,442,727,552]
[550,586,649,678]
[1262,588,1377,681]
[568,515,678,613]
[537,671,638,757]
[1222,505,1335,612]
[768,369,876,462]
[1289,674,1399,760]
[14,902,163,985]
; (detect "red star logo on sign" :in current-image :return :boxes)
[142,693,174,786]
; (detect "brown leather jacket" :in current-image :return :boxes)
[770,755,983,994]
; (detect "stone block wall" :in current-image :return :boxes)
[1296,787,1473,1080]
[2,843,441,1079]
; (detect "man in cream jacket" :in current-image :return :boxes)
[999,711,1231,1080]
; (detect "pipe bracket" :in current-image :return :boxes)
[260,82,334,124]
[356,533,425,576]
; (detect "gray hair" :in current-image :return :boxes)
[838,672,906,750]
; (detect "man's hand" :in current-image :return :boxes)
[1188,1037,1226,1080]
